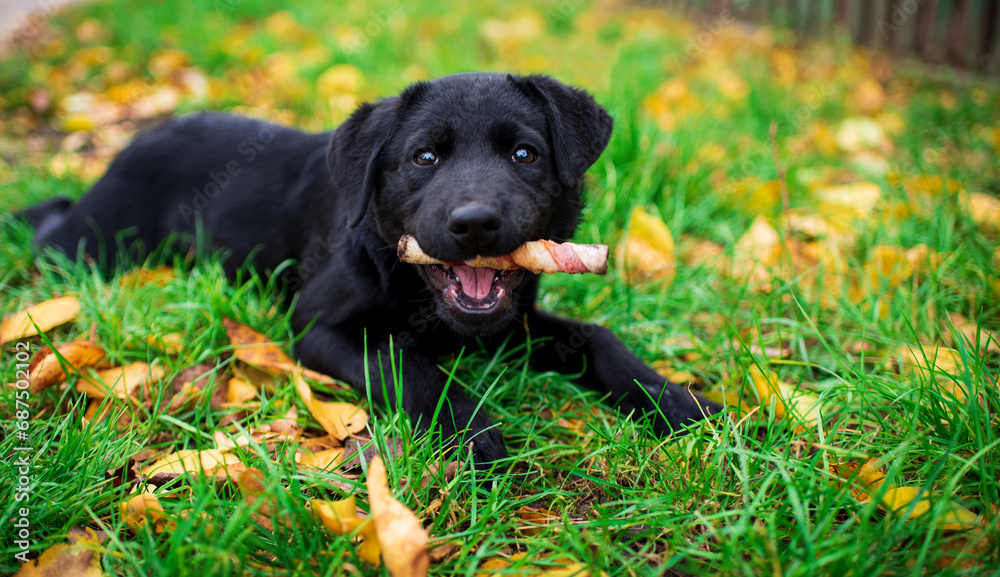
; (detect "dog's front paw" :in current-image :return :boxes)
[465,423,508,466]
[414,405,508,467]
[642,381,723,436]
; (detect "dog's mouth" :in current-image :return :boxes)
[426,263,520,313]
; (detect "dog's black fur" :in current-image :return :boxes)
[21,72,719,463]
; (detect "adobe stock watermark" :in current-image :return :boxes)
[283,232,338,293]
[546,0,587,24]
[178,125,275,224]
[10,341,34,563]
[877,0,929,40]
[338,1,403,54]
[5,0,70,53]
[212,0,245,15]
[667,0,752,72]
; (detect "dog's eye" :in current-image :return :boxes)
[414,150,438,166]
[512,147,537,164]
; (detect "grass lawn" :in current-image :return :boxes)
[1,0,999,575]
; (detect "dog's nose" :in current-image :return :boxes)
[448,203,502,252]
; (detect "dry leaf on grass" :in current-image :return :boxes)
[214,427,301,452]
[516,506,560,537]
[1,296,81,344]
[146,332,184,355]
[120,492,174,533]
[814,180,882,225]
[141,449,243,477]
[314,495,365,534]
[960,191,1000,232]
[701,390,755,417]
[367,455,430,577]
[236,467,290,532]
[945,313,1000,355]
[297,448,346,470]
[76,362,164,400]
[14,527,104,577]
[475,552,595,577]
[313,496,381,564]
[117,266,175,287]
[747,367,823,433]
[893,344,971,402]
[223,318,339,384]
[617,206,675,285]
[82,398,132,430]
[294,369,367,440]
[24,340,105,393]
[830,457,985,532]
[224,377,259,406]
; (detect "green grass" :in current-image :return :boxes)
[2,0,1000,575]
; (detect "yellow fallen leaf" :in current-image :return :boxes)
[297,448,345,470]
[75,363,164,400]
[734,217,782,267]
[314,496,364,535]
[367,455,430,577]
[117,266,175,287]
[702,390,754,416]
[314,495,380,564]
[894,344,967,401]
[881,486,983,531]
[852,79,886,116]
[716,70,748,101]
[148,49,189,77]
[214,428,296,451]
[294,370,368,440]
[814,181,882,226]
[831,458,886,503]
[120,493,174,533]
[317,64,364,97]
[946,313,999,355]
[235,467,290,531]
[721,178,780,216]
[831,457,984,531]
[223,318,338,384]
[225,377,259,406]
[141,449,243,476]
[14,529,103,577]
[264,10,305,41]
[480,12,545,44]
[516,506,559,537]
[1,296,81,344]
[836,118,888,153]
[145,333,184,354]
[26,341,106,393]
[747,367,822,432]
[864,246,913,289]
[730,217,783,289]
[475,553,593,577]
[617,206,675,285]
[961,191,1000,231]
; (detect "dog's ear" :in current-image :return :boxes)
[515,75,614,187]
[327,98,399,228]
[329,83,429,227]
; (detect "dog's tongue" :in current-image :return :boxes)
[454,265,495,300]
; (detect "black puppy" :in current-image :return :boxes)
[24,72,719,463]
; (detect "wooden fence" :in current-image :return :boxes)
[652,0,1000,73]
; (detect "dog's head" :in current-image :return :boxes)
[328,73,613,336]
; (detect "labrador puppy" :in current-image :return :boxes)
[22,72,720,463]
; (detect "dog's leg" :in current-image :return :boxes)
[522,310,721,434]
[293,324,508,464]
